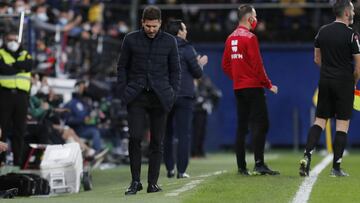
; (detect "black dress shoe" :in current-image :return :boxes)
[125,181,143,195]
[0,188,18,199]
[147,184,162,193]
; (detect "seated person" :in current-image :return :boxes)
[63,80,105,154]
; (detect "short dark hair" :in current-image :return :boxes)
[166,19,183,36]
[75,80,86,87]
[333,0,352,17]
[237,4,254,21]
[142,5,161,21]
[5,27,18,37]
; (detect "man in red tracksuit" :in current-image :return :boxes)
[222,4,279,176]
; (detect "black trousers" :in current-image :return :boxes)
[163,97,193,174]
[0,88,29,166]
[127,90,168,184]
[235,88,269,169]
[191,110,207,157]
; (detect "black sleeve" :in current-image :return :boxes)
[116,34,131,98]
[314,30,320,48]
[0,59,19,75]
[13,53,33,72]
[184,45,203,79]
[351,32,360,55]
[168,37,181,94]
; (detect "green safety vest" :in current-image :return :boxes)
[0,49,31,92]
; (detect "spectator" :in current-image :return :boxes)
[281,0,307,30]
[64,80,104,154]
[32,3,82,34]
[27,74,96,159]
[13,0,30,14]
[88,1,104,23]
[117,20,130,39]
[0,2,15,41]
[34,40,56,75]
[203,11,222,32]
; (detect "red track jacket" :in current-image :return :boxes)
[222,25,272,90]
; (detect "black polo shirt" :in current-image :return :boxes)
[315,21,360,81]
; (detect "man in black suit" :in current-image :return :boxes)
[117,5,181,195]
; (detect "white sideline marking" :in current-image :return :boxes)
[165,170,227,197]
[165,180,204,197]
[197,170,227,178]
[164,154,280,197]
[291,154,333,203]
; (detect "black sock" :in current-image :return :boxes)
[333,131,347,170]
[304,125,323,159]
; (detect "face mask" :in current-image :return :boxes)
[83,24,91,31]
[118,25,129,34]
[37,13,48,22]
[30,85,39,96]
[248,17,257,30]
[40,85,50,95]
[30,81,41,96]
[7,41,20,52]
[59,18,68,25]
[16,6,25,13]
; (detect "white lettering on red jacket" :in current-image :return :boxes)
[222,25,272,90]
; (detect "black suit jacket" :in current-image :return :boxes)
[117,29,181,111]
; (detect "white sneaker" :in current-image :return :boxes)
[177,173,190,179]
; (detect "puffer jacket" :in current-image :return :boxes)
[117,29,181,111]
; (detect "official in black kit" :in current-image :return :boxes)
[299,0,360,177]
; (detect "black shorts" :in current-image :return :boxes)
[316,79,354,120]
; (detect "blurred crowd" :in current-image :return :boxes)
[0,0,354,77]
[0,0,128,79]
[24,72,129,167]
[141,0,344,42]
[0,0,352,75]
